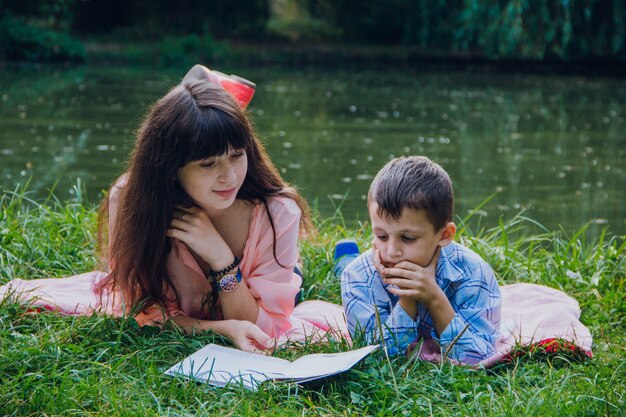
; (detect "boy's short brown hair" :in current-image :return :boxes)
[368,156,453,231]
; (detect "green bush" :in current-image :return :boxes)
[0,13,84,62]
[453,0,626,60]
[315,0,626,61]
[159,32,228,67]
[266,16,342,42]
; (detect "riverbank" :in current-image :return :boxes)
[1,188,624,415]
[2,37,624,78]
[80,38,626,77]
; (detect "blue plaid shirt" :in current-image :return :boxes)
[340,241,501,364]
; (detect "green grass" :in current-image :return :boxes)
[1,187,624,416]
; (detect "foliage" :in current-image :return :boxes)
[1,0,624,62]
[455,0,626,59]
[310,0,455,45]
[0,0,84,62]
[266,15,342,42]
[0,12,85,62]
[315,0,626,60]
[1,0,75,31]
[159,31,229,68]
[72,0,269,40]
[0,183,97,279]
[0,185,624,415]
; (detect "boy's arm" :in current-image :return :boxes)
[431,263,501,364]
[340,252,419,355]
[381,246,501,364]
[423,291,456,336]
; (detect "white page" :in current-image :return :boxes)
[165,344,290,389]
[280,345,378,380]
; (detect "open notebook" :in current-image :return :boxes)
[165,344,378,391]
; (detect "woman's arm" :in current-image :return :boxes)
[217,272,259,322]
[167,205,260,323]
[164,197,303,339]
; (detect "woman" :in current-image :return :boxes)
[1,67,347,352]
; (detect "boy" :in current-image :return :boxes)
[339,156,501,364]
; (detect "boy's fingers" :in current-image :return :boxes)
[381,267,414,280]
[391,248,440,272]
[390,261,420,271]
[387,287,414,297]
[372,248,384,274]
[384,277,414,289]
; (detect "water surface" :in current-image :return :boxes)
[1,65,624,236]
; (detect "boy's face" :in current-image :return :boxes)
[369,202,455,268]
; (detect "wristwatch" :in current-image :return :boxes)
[216,268,242,293]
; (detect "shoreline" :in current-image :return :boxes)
[3,39,621,78]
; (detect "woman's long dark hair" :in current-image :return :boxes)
[97,79,311,313]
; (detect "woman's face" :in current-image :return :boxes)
[176,147,248,212]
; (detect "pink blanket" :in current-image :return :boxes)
[0,272,350,344]
[1,277,592,365]
[418,282,593,366]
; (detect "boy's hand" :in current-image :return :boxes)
[373,245,455,334]
[376,246,444,307]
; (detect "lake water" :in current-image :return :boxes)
[1,65,624,237]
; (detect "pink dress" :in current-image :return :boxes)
[0,191,349,345]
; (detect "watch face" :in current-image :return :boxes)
[218,274,239,292]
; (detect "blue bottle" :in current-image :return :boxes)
[333,239,360,278]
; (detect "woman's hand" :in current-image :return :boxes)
[167,206,234,269]
[172,316,275,354]
[222,320,275,354]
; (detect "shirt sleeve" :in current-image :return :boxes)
[431,262,501,364]
[244,198,302,338]
[340,251,418,355]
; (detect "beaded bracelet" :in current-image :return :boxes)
[209,257,241,279]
